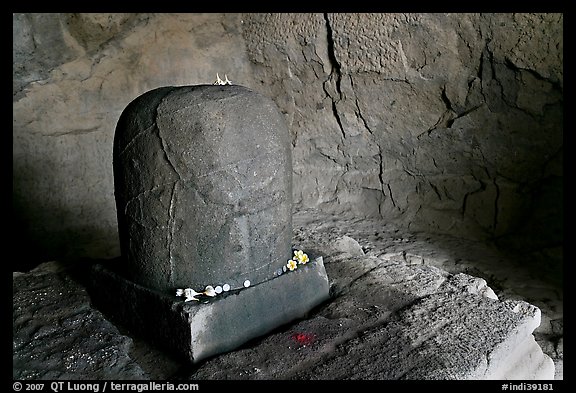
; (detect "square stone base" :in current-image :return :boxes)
[87,257,330,363]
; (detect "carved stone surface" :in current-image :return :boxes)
[113,85,293,292]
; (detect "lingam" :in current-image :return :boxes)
[89,82,330,363]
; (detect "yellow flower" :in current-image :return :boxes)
[287,259,298,271]
[294,250,309,264]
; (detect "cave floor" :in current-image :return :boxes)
[292,209,563,380]
[13,209,562,380]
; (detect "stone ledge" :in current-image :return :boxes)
[87,257,330,363]
[190,267,555,380]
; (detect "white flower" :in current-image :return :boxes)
[184,288,202,297]
[213,73,232,86]
[294,250,309,264]
[183,288,202,302]
[203,285,217,297]
[287,259,298,271]
[176,283,224,301]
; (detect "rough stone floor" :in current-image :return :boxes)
[291,209,563,380]
[13,209,562,380]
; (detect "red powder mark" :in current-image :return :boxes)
[291,332,316,346]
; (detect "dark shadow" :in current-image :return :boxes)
[12,156,119,272]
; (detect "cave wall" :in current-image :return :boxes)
[12,13,563,269]
[243,13,563,246]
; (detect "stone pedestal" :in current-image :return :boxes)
[89,257,329,363]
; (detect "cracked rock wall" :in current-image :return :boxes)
[243,13,563,250]
[13,13,562,270]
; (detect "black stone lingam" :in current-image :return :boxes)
[90,84,329,363]
[113,85,293,292]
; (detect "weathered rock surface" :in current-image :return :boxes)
[191,284,552,380]
[243,13,563,253]
[13,263,146,380]
[189,244,553,380]
[13,210,558,380]
[113,85,292,291]
[292,209,563,380]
